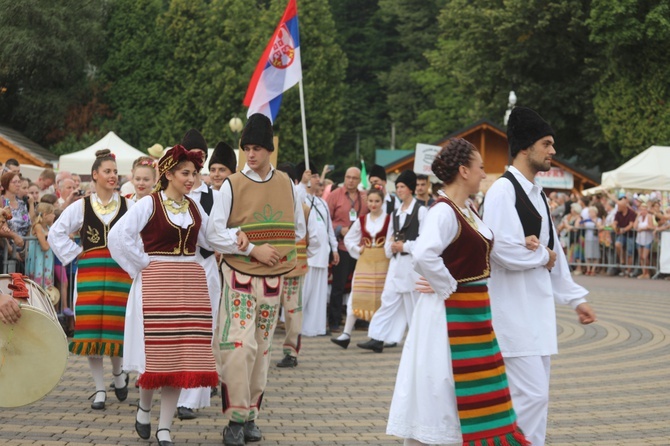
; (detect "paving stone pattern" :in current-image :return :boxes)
[0,276,668,445]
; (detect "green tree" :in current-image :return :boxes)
[99,0,171,150]
[588,0,670,160]
[0,0,106,143]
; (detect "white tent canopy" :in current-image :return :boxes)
[601,145,670,191]
[58,131,147,176]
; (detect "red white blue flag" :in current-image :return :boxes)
[243,0,302,123]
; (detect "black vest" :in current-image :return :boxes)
[501,171,554,250]
[386,195,396,215]
[81,196,128,253]
[392,202,421,255]
[199,187,215,259]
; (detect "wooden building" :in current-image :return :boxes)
[381,120,599,193]
[0,125,58,167]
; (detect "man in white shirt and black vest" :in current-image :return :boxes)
[483,107,597,446]
[206,114,306,446]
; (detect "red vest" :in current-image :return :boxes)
[140,193,201,256]
[437,197,492,283]
[360,214,390,248]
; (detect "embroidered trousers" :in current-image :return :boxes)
[214,264,283,423]
[279,275,304,358]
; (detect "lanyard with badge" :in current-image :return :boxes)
[348,192,360,222]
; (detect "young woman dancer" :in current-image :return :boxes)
[48,149,133,410]
[109,145,234,446]
[127,156,157,201]
[387,138,528,446]
[331,186,390,348]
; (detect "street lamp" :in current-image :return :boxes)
[229,116,244,146]
[503,90,517,126]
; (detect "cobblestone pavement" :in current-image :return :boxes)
[1,276,668,445]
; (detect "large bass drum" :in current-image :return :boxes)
[0,274,69,407]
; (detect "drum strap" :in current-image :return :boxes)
[8,273,29,299]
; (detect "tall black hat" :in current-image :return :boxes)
[507,107,555,158]
[181,128,208,152]
[368,164,387,182]
[209,141,237,173]
[396,170,417,193]
[240,114,274,152]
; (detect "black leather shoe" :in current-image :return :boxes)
[210,386,218,397]
[113,371,129,402]
[177,406,197,420]
[330,336,350,349]
[156,428,174,446]
[109,371,129,389]
[357,338,384,353]
[244,420,262,442]
[223,423,245,446]
[88,390,106,410]
[135,404,151,440]
[384,342,398,348]
[276,354,298,368]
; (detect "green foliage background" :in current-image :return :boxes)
[1,0,669,176]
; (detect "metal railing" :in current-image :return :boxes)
[560,227,666,278]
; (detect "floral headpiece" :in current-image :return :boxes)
[138,159,156,168]
[153,144,204,192]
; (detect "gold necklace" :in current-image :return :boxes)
[91,199,118,215]
[163,197,189,215]
[462,206,478,230]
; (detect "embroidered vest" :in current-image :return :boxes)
[284,203,311,278]
[221,171,297,277]
[140,193,201,256]
[392,202,421,255]
[199,187,215,259]
[438,197,491,283]
[502,171,554,250]
[81,196,128,253]
[360,214,390,248]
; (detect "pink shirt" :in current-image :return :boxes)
[326,187,368,251]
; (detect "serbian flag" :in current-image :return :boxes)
[243,0,302,122]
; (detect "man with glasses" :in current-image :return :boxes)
[326,167,368,332]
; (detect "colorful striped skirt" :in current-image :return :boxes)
[445,282,529,446]
[137,261,218,390]
[350,247,389,321]
[69,247,132,357]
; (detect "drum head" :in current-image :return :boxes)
[0,307,69,407]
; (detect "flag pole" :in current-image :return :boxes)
[299,79,310,171]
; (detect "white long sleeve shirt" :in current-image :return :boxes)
[384,198,427,293]
[344,212,388,260]
[483,166,588,357]
[206,164,306,256]
[305,194,338,268]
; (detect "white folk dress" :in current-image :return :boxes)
[387,196,490,445]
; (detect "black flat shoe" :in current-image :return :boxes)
[276,354,298,368]
[113,371,129,402]
[88,390,106,410]
[223,423,245,446]
[109,371,129,389]
[384,342,398,348]
[357,338,384,353]
[135,404,151,440]
[330,336,350,349]
[244,420,262,442]
[177,406,197,420]
[156,428,174,446]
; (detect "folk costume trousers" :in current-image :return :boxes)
[214,265,283,423]
[367,289,419,344]
[504,355,551,446]
[279,275,305,358]
[301,267,328,336]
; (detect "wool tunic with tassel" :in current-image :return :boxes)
[48,193,133,357]
[108,192,221,390]
[387,192,528,446]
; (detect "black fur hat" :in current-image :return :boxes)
[181,128,208,152]
[368,164,387,182]
[240,113,274,152]
[395,170,417,193]
[507,107,555,158]
[209,141,237,173]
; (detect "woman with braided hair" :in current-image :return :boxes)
[109,145,243,446]
[387,138,529,446]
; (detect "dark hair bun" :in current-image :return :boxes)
[431,138,477,185]
[95,149,112,159]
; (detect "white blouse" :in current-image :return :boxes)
[344,212,388,260]
[48,192,133,266]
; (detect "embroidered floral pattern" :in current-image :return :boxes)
[253,204,283,223]
[231,292,253,329]
[256,303,277,340]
